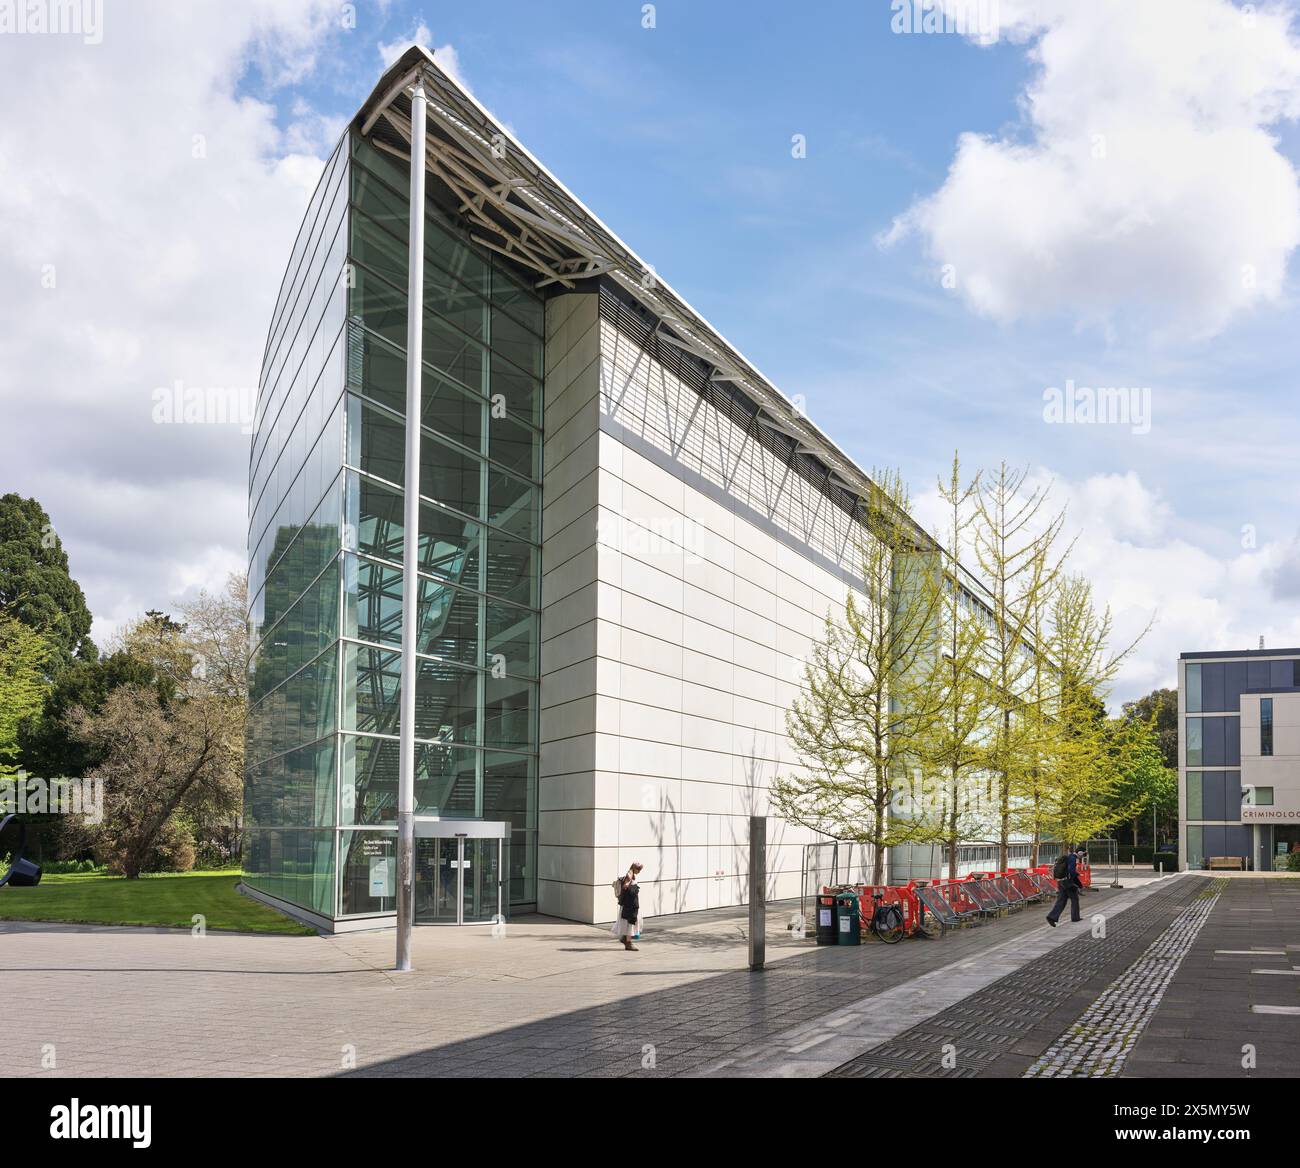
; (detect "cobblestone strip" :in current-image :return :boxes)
[1022,880,1226,1078]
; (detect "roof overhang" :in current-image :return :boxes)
[355,50,885,509]
[352,48,1006,618]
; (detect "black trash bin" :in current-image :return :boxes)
[815,892,837,945]
[835,890,861,945]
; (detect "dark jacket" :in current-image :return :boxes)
[618,880,640,923]
[1065,852,1080,885]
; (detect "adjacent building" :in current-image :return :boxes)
[242,46,1037,932]
[1178,647,1300,871]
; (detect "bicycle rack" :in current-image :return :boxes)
[0,814,42,888]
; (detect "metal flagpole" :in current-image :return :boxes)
[396,74,428,973]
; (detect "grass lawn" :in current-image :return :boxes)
[0,869,316,935]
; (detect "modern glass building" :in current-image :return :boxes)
[243,75,543,928]
[243,47,1042,931]
[1178,647,1300,872]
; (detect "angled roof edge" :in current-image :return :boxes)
[352,46,1003,614]
[354,48,874,498]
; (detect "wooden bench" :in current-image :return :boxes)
[1207,856,1245,871]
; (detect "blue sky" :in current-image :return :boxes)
[5,0,1300,703]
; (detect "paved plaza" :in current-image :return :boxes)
[3,873,1296,1078]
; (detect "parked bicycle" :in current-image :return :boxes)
[866,890,906,944]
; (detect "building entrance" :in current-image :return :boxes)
[412,819,509,925]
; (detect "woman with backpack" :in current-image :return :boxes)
[611,861,644,951]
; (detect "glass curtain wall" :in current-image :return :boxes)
[243,135,350,918]
[244,129,543,923]
[336,131,541,918]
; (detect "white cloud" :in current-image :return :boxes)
[377,24,467,91]
[883,0,1300,338]
[912,463,1300,708]
[0,0,342,645]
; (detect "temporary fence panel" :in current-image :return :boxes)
[988,874,1026,907]
[1005,869,1048,903]
[1085,838,1117,887]
[912,880,982,928]
[801,840,875,919]
[960,878,1004,917]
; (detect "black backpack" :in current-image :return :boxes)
[1052,854,1070,880]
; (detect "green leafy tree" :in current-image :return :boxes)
[914,456,993,879]
[65,683,242,878]
[19,650,172,779]
[1109,714,1172,847]
[772,468,949,885]
[0,494,94,669]
[970,464,1069,868]
[1040,575,1149,845]
[0,616,52,772]
[1120,687,1178,770]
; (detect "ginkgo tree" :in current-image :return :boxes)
[771,467,951,885]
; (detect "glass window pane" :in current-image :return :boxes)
[426,260,488,341]
[491,306,543,378]
[426,218,489,297]
[350,395,405,485]
[422,365,484,454]
[348,472,403,562]
[342,733,397,825]
[1187,772,1203,819]
[490,350,540,426]
[342,642,400,735]
[349,323,407,415]
[1186,717,1202,766]
[488,412,540,480]
[1185,663,1201,713]
[351,211,407,291]
[485,527,538,607]
[420,505,481,586]
[425,314,486,396]
[415,741,478,815]
[1203,663,1225,712]
[484,675,535,751]
[345,472,482,582]
[343,554,402,646]
[487,468,538,537]
[492,264,544,337]
[339,828,396,915]
[351,263,407,350]
[420,432,481,519]
[486,600,537,678]
[419,579,481,666]
[415,657,479,745]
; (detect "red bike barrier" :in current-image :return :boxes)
[856,884,923,937]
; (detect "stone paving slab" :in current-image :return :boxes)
[706,875,1197,1078]
[1,881,1141,1077]
[1123,876,1300,1077]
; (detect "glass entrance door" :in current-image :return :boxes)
[413,835,504,924]
[414,838,459,923]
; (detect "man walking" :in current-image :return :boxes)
[1046,846,1085,927]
